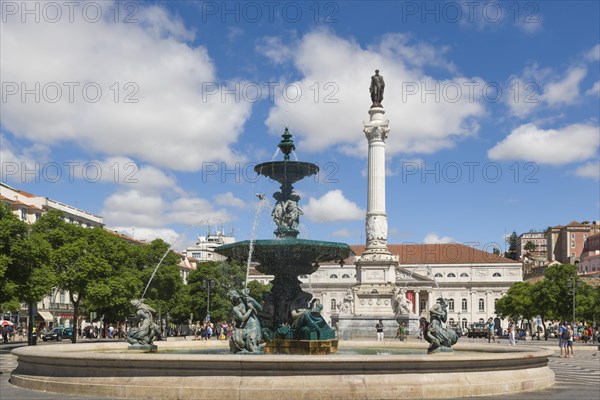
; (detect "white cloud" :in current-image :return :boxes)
[0,135,51,182]
[256,36,295,64]
[303,190,364,223]
[542,67,587,106]
[586,44,600,62]
[102,188,231,232]
[514,15,543,34]
[214,192,247,209]
[1,4,251,171]
[504,77,541,117]
[574,162,600,180]
[506,63,591,118]
[111,227,182,245]
[585,81,600,96]
[456,1,542,33]
[263,30,485,157]
[423,233,454,244]
[331,228,356,238]
[488,123,599,165]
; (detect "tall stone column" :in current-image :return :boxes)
[361,107,392,260]
[352,105,398,320]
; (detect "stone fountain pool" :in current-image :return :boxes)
[11,340,554,399]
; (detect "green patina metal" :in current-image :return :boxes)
[215,130,354,353]
[278,127,295,161]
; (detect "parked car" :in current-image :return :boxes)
[41,327,73,341]
[467,323,488,338]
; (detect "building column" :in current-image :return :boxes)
[470,291,475,323]
[414,291,420,315]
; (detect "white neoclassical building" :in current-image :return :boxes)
[296,243,522,333]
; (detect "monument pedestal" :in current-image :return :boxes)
[337,316,398,339]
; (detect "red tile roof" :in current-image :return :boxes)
[336,243,515,265]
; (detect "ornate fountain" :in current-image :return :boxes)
[215,128,355,354]
[8,76,555,399]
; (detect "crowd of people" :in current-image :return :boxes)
[193,320,233,341]
[1,324,18,343]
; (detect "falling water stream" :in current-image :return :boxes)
[245,196,271,289]
[271,148,280,160]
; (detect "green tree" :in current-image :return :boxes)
[82,231,144,328]
[530,279,554,339]
[188,261,246,323]
[52,230,112,343]
[495,281,534,329]
[0,205,55,344]
[523,241,537,253]
[505,231,518,260]
[133,240,184,333]
[576,281,599,324]
[540,264,578,321]
[33,212,120,343]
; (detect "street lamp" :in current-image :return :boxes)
[566,276,582,325]
[205,279,214,322]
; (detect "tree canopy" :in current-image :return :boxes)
[1,208,276,337]
[495,264,598,335]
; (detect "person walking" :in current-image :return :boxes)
[558,321,566,357]
[487,318,496,343]
[108,325,114,339]
[508,325,516,345]
[560,323,571,357]
[376,319,384,342]
[566,326,574,357]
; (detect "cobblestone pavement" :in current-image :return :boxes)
[1,339,598,399]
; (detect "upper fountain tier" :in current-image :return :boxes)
[254,127,319,185]
[215,127,355,272]
[253,128,320,239]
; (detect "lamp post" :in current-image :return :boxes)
[205,279,214,322]
[566,276,582,325]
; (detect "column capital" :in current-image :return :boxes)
[363,125,390,142]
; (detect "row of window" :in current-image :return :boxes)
[447,298,497,312]
[300,274,353,279]
[329,274,352,279]
[328,297,497,313]
[434,272,502,278]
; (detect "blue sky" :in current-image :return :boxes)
[1,1,599,252]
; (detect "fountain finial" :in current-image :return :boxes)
[278,127,295,161]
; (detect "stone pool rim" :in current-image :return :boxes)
[10,340,555,399]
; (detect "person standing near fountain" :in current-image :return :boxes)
[376,319,384,342]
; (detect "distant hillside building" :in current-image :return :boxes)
[579,233,600,276]
[517,231,547,260]
[0,182,103,227]
[182,231,236,262]
[546,221,600,265]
